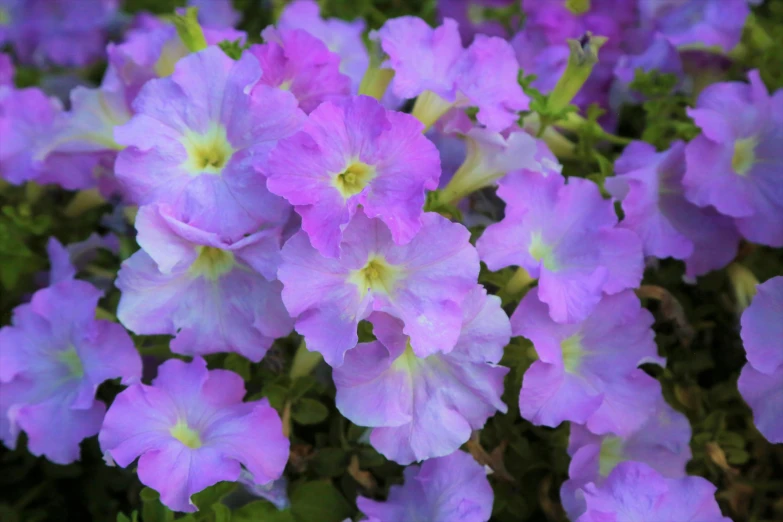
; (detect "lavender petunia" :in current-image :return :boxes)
[114,46,303,237]
[278,209,479,367]
[266,95,440,257]
[334,286,509,464]
[188,0,240,28]
[357,450,493,522]
[512,288,664,436]
[577,461,731,522]
[606,140,740,277]
[0,280,141,464]
[250,27,351,114]
[478,169,644,323]
[683,70,783,247]
[561,396,693,519]
[0,53,13,86]
[99,357,289,513]
[116,204,292,362]
[738,365,783,444]
[276,0,369,93]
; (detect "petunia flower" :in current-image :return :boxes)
[116,204,292,362]
[437,0,521,44]
[606,140,740,278]
[0,52,13,86]
[278,209,479,367]
[477,169,644,323]
[561,396,693,519]
[99,357,289,513]
[683,70,783,247]
[188,0,240,29]
[114,46,304,237]
[372,16,528,131]
[47,233,120,286]
[0,280,141,464]
[512,288,664,436]
[276,0,369,94]
[250,27,351,114]
[576,461,731,522]
[357,450,493,522]
[334,286,509,464]
[266,95,440,258]
[738,276,783,443]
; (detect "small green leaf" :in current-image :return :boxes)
[290,481,353,522]
[224,353,251,381]
[291,399,329,425]
[212,503,232,522]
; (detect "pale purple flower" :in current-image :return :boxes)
[372,16,528,131]
[606,140,740,278]
[684,70,783,247]
[277,0,369,93]
[99,357,289,513]
[188,0,240,28]
[47,234,120,286]
[561,396,693,519]
[334,286,509,464]
[738,276,783,443]
[114,46,304,238]
[0,53,13,86]
[437,0,520,44]
[116,204,292,363]
[357,450,493,522]
[0,280,141,464]
[250,27,351,114]
[278,209,479,367]
[577,461,731,522]
[512,288,664,436]
[478,170,644,323]
[266,95,440,258]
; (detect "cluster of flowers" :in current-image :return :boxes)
[1,0,781,520]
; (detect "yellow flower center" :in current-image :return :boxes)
[348,255,400,297]
[333,161,376,199]
[731,136,758,176]
[561,334,584,373]
[391,340,422,372]
[529,232,559,271]
[598,436,624,477]
[189,246,235,280]
[58,347,85,379]
[170,420,202,449]
[181,123,235,175]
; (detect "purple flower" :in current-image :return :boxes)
[357,450,493,522]
[611,34,684,108]
[738,276,783,443]
[250,27,351,114]
[372,17,528,131]
[478,170,644,323]
[47,233,120,286]
[606,140,740,278]
[0,280,141,464]
[639,0,749,52]
[576,461,731,522]
[0,0,118,67]
[114,46,304,238]
[266,95,440,258]
[437,0,520,44]
[278,209,479,367]
[99,357,289,513]
[188,0,240,28]
[0,53,13,86]
[561,396,693,519]
[277,0,369,93]
[334,286,509,464]
[512,288,664,436]
[684,70,783,247]
[116,204,292,362]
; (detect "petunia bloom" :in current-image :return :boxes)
[188,0,240,28]
[334,286,509,464]
[357,450,493,522]
[738,276,783,443]
[683,70,783,247]
[0,280,141,464]
[561,396,693,519]
[372,16,528,131]
[278,209,479,367]
[512,288,664,436]
[0,53,13,86]
[576,461,731,522]
[114,46,303,238]
[250,27,351,114]
[477,169,644,323]
[116,204,292,362]
[606,140,740,278]
[266,95,440,257]
[99,357,289,513]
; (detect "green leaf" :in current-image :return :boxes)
[311,448,349,477]
[140,488,174,522]
[233,501,295,522]
[212,504,232,522]
[171,7,208,53]
[290,482,353,522]
[262,383,289,411]
[223,353,251,381]
[291,399,329,425]
[191,482,236,511]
